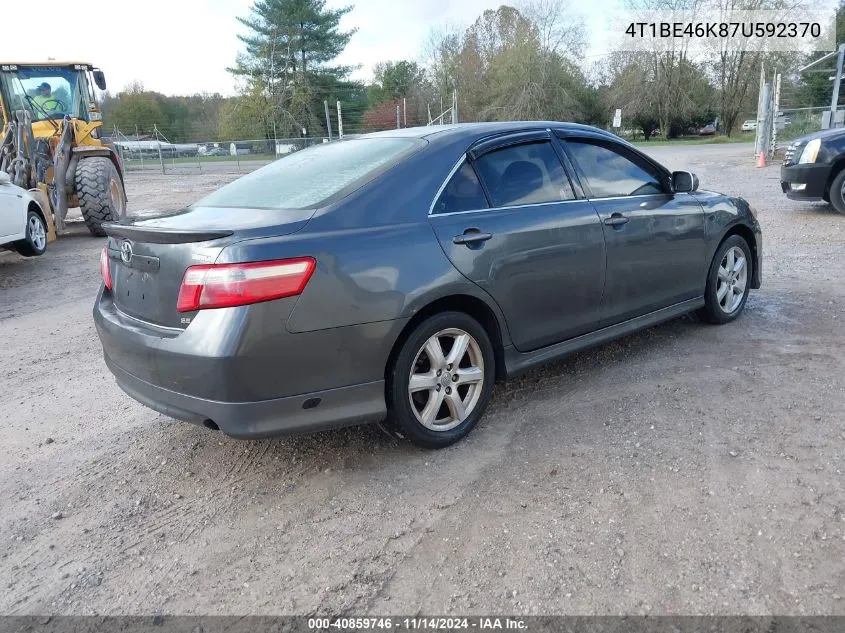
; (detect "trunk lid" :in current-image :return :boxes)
[104,205,314,329]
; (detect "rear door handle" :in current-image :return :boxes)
[453,231,493,245]
[603,213,630,227]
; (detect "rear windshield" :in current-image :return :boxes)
[193,138,420,210]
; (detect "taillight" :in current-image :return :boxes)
[100,247,113,290]
[176,257,315,312]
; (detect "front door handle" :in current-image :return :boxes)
[603,213,630,227]
[453,230,493,245]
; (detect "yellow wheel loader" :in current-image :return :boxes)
[0,62,126,237]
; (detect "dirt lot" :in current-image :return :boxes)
[1,143,844,616]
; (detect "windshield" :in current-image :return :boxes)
[0,66,83,121]
[194,137,422,210]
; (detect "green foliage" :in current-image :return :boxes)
[368,61,426,105]
[101,85,228,142]
[229,0,358,138]
[107,0,836,142]
[427,5,594,124]
[794,1,845,108]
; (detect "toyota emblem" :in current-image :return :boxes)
[120,240,133,264]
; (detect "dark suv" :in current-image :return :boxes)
[780,127,845,213]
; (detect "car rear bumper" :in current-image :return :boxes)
[106,356,386,439]
[93,287,395,439]
[780,163,830,201]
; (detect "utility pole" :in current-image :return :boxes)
[831,43,845,129]
[135,124,143,169]
[452,89,458,124]
[323,100,333,141]
[754,63,765,158]
[403,97,407,127]
[336,100,343,139]
[396,104,401,129]
[771,72,781,158]
[154,124,165,175]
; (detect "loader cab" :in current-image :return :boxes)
[0,62,106,136]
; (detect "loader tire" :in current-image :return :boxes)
[75,157,126,237]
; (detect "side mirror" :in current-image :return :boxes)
[0,171,11,185]
[92,70,107,91]
[672,170,699,193]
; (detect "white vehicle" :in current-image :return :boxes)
[0,172,48,257]
[741,120,757,132]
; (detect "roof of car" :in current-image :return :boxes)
[360,121,621,143]
[0,61,95,68]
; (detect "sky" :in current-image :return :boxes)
[0,0,619,96]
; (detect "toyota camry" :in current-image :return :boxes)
[94,122,762,448]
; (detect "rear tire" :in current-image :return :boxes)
[384,312,495,449]
[13,210,48,257]
[829,169,845,215]
[696,235,752,325]
[75,157,126,237]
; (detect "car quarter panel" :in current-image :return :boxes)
[217,138,515,342]
[692,191,763,289]
[95,285,409,402]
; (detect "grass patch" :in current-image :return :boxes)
[630,134,753,146]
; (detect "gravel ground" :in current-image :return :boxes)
[0,142,843,616]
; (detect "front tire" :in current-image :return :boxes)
[697,235,752,324]
[14,210,48,257]
[827,169,845,214]
[384,312,495,449]
[75,157,126,237]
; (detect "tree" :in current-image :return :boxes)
[702,0,808,136]
[101,83,166,136]
[423,24,463,119]
[431,4,591,123]
[605,56,660,137]
[796,0,845,108]
[369,61,426,105]
[230,0,357,137]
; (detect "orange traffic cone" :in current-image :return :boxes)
[756,151,767,168]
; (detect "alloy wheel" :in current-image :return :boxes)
[29,216,46,252]
[407,328,484,432]
[716,245,747,314]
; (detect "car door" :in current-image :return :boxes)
[428,131,607,352]
[0,181,24,242]
[559,134,706,326]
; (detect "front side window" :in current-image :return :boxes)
[565,140,663,198]
[433,161,489,214]
[194,137,420,210]
[0,67,81,121]
[473,141,574,208]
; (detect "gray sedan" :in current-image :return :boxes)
[94,122,762,448]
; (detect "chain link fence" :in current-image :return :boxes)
[107,134,332,175]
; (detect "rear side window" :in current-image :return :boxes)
[473,141,574,208]
[565,140,663,198]
[433,162,489,214]
[194,138,419,210]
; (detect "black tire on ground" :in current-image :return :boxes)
[383,311,496,449]
[827,168,845,215]
[75,157,126,237]
[14,209,48,257]
[696,234,753,325]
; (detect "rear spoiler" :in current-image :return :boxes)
[103,223,233,244]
